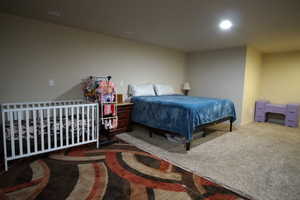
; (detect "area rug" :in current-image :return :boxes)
[117,123,300,200]
[0,141,249,200]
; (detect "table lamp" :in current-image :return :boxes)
[183,82,191,96]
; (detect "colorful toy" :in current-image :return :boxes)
[82,76,118,132]
[82,76,116,103]
[82,76,98,102]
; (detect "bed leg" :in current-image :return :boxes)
[230,118,233,132]
[149,129,153,137]
[186,142,191,151]
[96,139,99,149]
[4,159,8,172]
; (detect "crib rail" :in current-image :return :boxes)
[1,101,99,171]
[1,99,84,110]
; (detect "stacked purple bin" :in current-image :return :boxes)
[285,104,299,127]
[255,100,299,128]
[255,100,269,122]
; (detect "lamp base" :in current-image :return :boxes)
[183,90,189,96]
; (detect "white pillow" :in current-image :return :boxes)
[154,84,175,95]
[128,84,156,96]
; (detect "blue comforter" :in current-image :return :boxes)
[131,95,236,141]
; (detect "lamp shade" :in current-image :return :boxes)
[183,82,191,90]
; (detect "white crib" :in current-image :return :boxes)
[1,100,99,171]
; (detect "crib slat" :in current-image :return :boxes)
[77,107,80,143]
[13,105,17,122]
[65,108,69,146]
[18,112,23,156]
[47,109,51,149]
[60,108,63,147]
[33,110,37,153]
[54,109,57,148]
[2,111,8,170]
[87,105,90,141]
[82,106,85,142]
[10,112,15,158]
[40,110,45,151]
[26,111,30,154]
[91,106,94,140]
[96,104,99,149]
[41,104,45,118]
[71,107,74,145]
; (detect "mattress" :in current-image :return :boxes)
[131,95,236,140]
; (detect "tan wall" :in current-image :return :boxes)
[260,51,300,104]
[241,47,262,125]
[0,13,186,103]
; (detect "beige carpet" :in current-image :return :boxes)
[117,122,300,200]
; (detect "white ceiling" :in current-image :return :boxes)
[1,0,300,53]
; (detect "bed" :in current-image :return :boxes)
[131,95,236,150]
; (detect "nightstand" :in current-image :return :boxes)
[109,102,133,135]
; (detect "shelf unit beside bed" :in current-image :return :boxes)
[109,102,133,135]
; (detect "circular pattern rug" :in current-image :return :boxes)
[0,142,249,200]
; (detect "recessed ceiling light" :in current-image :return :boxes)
[219,19,233,31]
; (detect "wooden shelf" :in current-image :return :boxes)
[109,103,133,135]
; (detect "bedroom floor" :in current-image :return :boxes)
[117,122,300,200]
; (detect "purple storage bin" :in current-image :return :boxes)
[256,101,269,109]
[285,104,300,127]
[287,104,300,112]
[256,116,266,122]
[285,120,298,127]
[255,110,265,117]
[255,101,299,128]
[265,104,286,114]
[286,113,298,120]
[255,101,268,122]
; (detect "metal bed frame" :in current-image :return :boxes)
[147,116,234,151]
